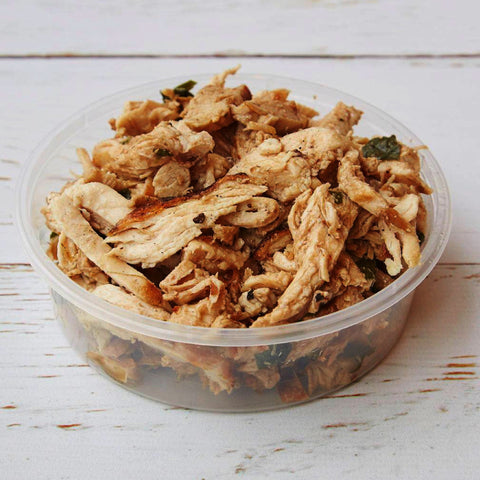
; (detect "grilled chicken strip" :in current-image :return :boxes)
[48,194,167,308]
[93,284,170,321]
[106,175,267,268]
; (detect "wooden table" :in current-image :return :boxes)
[1,1,479,478]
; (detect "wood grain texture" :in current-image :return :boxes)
[1,57,479,263]
[1,264,479,479]
[0,0,479,57]
[1,14,480,474]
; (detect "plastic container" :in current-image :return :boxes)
[16,74,451,411]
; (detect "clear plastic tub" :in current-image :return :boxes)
[16,74,451,411]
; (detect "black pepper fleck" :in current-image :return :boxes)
[193,213,206,224]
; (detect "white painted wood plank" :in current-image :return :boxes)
[1,57,479,264]
[1,264,479,479]
[0,0,479,56]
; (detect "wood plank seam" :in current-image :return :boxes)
[0,53,479,60]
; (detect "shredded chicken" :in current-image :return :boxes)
[47,193,168,308]
[93,121,214,179]
[182,66,251,132]
[93,284,170,321]
[44,67,432,400]
[106,175,267,268]
[232,88,317,135]
[252,184,358,327]
[111,99,180,137]
[311,101,363,135]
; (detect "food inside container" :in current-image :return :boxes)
[17,69,451,411]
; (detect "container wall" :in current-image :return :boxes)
[52,289,414,411]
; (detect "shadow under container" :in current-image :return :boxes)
[16,74,451,411]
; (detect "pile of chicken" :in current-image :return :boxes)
[44,67,431,329]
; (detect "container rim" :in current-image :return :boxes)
[15,72,452,346]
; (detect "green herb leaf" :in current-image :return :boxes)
[50,231,58,240]
[160,91,171,102]
[356,257,376,281]
[330,190,344,204]
[173,80,197,97]
[362,135,401,160]
[118,188,131,200]
[119,136,131,145]
[255,343,292,369]
[417,230,425,245]
[153,148,172,157]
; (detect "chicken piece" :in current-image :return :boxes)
[416,196,428,236]
[348,208,377,240]
[158,354,197,377]
[269,249,297,273]
[252,229,291,261]
[182,67,251,132]
[252,184,358,327]
[153,341,237,393]
[57,233,109,290]
[92,121,214,179]
[62,181,132,234]
[80,309,237,392]
[232,89,317,135]
[182,237,249,273]
[211,224,239,245]
[339,151,413,236]
[87,351,141,384]
[304,359,353,395]
[230,128,349,201]
[111,99,180,136]
[77,148,136,191]
[308,252,370,313]
[165,275,222,305]
[210,124,237,158]
[319,286,366,316]
[160,260,210,297]
[338,149,389,216]
[311,102,363,135]
[221,197,280,228]
[229,138,314,202]
[350,229,389,261]
[126,178,156,205]
[378,218,403,276]
[396,228,421,269]
[393,194,420,223]
[238,287,277,317]
[281,127,351,174]
[152,161,191,198]
[168,276,234,327]
[209,65,241,87]
[242,271,293,292]
[190,153,231,191]
[233,125,275,161]
[106,175,267,268]
[93,284,170,321]
[241,368,281,391]
[377,160,432,194]
[47,194,167,307]
[276,370,310,403]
